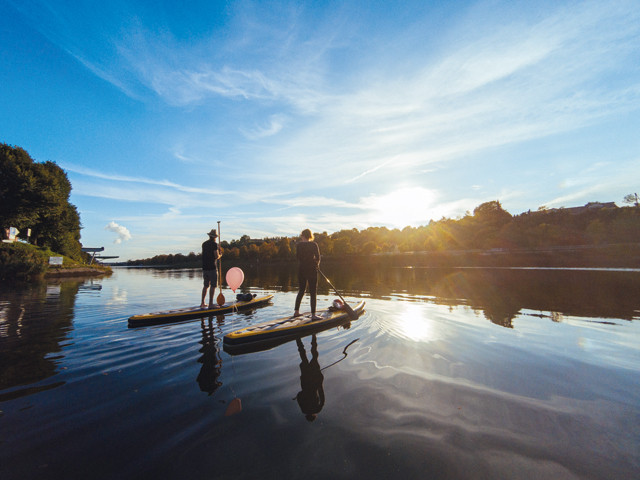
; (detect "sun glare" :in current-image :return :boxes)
[398,303,437,342]
[365,187,437,228]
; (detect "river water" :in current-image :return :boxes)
[1,265,639,480]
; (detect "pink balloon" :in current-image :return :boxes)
[225,267,244,292]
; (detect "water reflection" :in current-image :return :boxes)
[1,268,637,480]
[394,302,441,341]
[295,335,324,422]
[196,315,224,395]
[237,264,640,328]
[136,264,640,328]
[0,279,88,399]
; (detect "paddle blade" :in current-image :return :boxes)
[225,397,242,416]
[344,302,358,320]
[217,291,225,306]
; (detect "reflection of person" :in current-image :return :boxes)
[295,335,324,422]
[197,316,223,395]
[294,229,321,320]
[201,229,222,308]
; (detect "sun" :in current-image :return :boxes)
[364,187,438,228]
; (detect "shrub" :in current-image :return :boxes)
[0,242,47,279]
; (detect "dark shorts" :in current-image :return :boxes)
[203,269,217,287]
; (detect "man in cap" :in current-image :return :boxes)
[201,229,222,308]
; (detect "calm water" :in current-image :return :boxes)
[1,265,639,480]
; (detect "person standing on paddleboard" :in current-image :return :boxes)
[201,229,222,309]
[294,229,322,320]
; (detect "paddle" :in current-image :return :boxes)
[216,220,225,306]
[317,269,358,320]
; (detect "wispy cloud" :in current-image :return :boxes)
[8,0,639,260]
[62,163,236,196]
[262,195,359,210]
[241,114,287,140]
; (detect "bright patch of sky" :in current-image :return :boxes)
[1,0,639,260]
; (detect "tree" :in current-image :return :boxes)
[0,144,83,259]
[473,200,512,226]
[248,243,260,259]
[623,193,639,207]
[333,237,353,255]
[277,237,292,258]
[259,241,277,260]
[314,232,333,256]
[361,241,379,255]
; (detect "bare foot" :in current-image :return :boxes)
[200,304,207,309]
[293,311,302,317]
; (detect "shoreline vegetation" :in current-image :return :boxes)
[3,143,639,279]
[0,242,111,281]
[123,201,640,270]
[118,244,640,271]
[1,143,108,281]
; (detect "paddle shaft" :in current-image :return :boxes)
[217,221,221,287]
[317,269,358,319]
[217,221,225,305]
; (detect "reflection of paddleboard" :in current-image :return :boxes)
[223,301,365,354]
[128,295,274,327]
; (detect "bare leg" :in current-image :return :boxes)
[201,286,208,308]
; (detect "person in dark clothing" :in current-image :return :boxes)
[295,335,324,422]
[294,228,321,320]
[201,229,221,308]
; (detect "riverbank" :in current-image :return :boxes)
[45,265,112,278]
[114,243,640,271]
[276,243,640,269]
[0,241,112,280]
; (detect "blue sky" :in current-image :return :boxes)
[2,0,639,261]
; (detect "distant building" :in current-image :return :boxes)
[540,202,618,215]
[563,202,617,214]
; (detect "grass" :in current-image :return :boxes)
[0,241,111,280]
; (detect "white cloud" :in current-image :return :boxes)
[105,221,132,244]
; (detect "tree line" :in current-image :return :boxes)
[127,200,640,266]
[3,143,637,267]
[1,143,83,260]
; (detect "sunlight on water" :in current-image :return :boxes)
[382,301,442,343]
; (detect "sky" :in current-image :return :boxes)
[1,0,639,261]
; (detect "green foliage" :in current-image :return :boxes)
[473,200,512,225]
[0,144,83,260]
[127,201,640,266]
[623,193,639,206]
[0,242,47,279]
